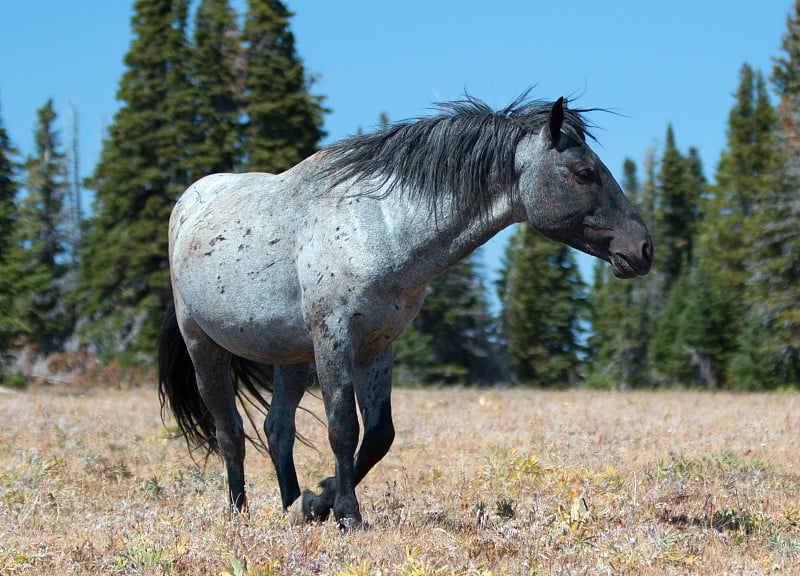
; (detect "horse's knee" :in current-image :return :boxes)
[365,419,395,455]
[264,409,292,447]
[264,414,293,469]
[377,418,395,448]
[217,421,245,449]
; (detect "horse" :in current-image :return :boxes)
[158,93,653,530]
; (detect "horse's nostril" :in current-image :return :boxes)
[642,241,653,263]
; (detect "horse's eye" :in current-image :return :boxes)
[575,168,593,184]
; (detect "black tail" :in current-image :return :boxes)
[157,303,273,457]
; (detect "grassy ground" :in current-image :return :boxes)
[1,384,799,575]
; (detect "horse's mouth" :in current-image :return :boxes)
[610,253,639,279]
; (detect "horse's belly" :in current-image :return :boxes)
[186,285,314,364]
[204,317,314,365]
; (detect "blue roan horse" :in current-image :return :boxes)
[158,94,653,529]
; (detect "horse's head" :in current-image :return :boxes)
[517,98,653,279]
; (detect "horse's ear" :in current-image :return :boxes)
[549,97,565,148]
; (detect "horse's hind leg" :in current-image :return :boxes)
[265,362,309,510]
[179,313,247,512]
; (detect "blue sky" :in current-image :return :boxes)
[0,1,793,304]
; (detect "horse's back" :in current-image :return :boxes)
[173,172,279,216]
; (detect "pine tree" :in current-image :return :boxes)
[773,1,800,163]
[499,225,587,387]
[680,267,738,388]
[392,322,434,384]
[0,105,17,260]
[688,63,781,389]
[16,99,73,354]
[80,0,195,359]
[191,0,241,175]
[650,267,738,388]
[413,254,498,383]
[588,158,653,388]
[643,127,706,386]
[734,1,800,386]
[0,100,24,373]
[701,64,779,295]
[656,125,704,284]
[240,0,326,172]
[64,104,84,264]
[649,272,692,384]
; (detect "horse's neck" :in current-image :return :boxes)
[300,157,525,288]
[385,190,522,284]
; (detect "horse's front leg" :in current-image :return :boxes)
[354,345,395,485]
[312,331,362,529]
[291,345,394,527]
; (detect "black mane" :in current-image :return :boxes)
[322,91,596,219]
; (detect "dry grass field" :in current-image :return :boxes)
[1,383,799,575]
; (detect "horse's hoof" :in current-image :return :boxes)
[287,494,306,526]
[230,502,250,522]
[287,489,333,525]
[337,515,363,533]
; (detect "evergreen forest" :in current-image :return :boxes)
[0,0,798,390]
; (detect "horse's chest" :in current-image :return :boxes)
[300,259,427,358]
[295,212,430,353]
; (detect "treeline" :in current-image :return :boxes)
[592,49,800,387]
[1,0,799,390]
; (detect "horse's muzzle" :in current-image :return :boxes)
[610,236,653,279]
